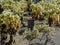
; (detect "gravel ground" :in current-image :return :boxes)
[13,29,60,45]
[54,30,60,45]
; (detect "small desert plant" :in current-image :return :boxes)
[0,11,21,45]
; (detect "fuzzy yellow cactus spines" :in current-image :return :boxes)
[30,2,44,20]
[0,0,27,16]
[0,11,21,34]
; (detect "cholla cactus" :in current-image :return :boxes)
[23,29,40,41]
[0,10,21,45]
[34,24,57,45]
[0,11,21,34]
[0,0,27,16]
[30,0,60,20]
[30,2,44,20]
[23,24,57,45]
